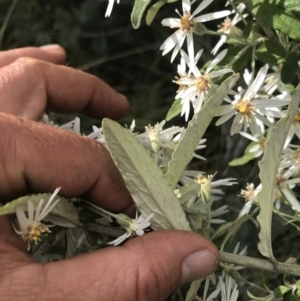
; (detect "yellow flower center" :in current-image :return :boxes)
[23,222,51,250]
[196,76,210,93]
[218,17,233,34]
[195,174,212,185]
[259,138,266,149]
[232,100,254,116]
[293,110,300,125]
[293,149,300,163]
[240,184,254,201]
[180,14,193,31]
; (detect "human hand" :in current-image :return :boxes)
[0,45,220,301]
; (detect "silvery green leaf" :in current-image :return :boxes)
[131,0,151,29]
[166,73,239,188]
[257,85,300,259]
[102,119,191,231]
[176,182,199,204]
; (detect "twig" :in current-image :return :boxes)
[220,251,300,276]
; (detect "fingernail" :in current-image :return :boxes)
[39,44,63,51]
[181,250,219,284]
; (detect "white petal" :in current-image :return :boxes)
[244,65,268,100]
[192,0,213,17]
[206,49,228,74]
[182,0,191,13]
[194,11,231,22]
[161,18,180,27]
[16,207,28,230]
[211,35,227,55]
[209,68,233,78]
[105,0,115,17]
[215,111,235,125]
[28,201,34,222]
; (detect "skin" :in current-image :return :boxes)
[0,45,220,301]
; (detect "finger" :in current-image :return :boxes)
[0,57,129,120]
[0,45,66,67]
[43,230,220,301]
[0,113,134,217]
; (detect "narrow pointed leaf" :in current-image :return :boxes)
[257,85,300,259]
[131,0,151,29]
[165,73,239,188]
[102,119,191,231]
[166,98,182,121]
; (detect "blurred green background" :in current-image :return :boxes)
[1,0,298,299]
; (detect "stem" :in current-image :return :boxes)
[220,251,300,276]
[80,221,126,238]
[82,199,119,219]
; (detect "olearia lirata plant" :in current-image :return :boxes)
[1,0,300,300]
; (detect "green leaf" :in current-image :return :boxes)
[255,51,278,65]
[281,52,298,84]
[131,0,152,29]
[165,73,239,189]
[257,85,300,259]
[145,0,177,26]
[274,286,290,297]
[102,119,191,231]
[0,193,79,227]
[249,0,300,40]
[146,1,165,26]
[243,21,253,40]
[166,98,182,121]
[265,40,287,58]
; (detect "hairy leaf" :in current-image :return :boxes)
[102,119,191,231]
[165,73,239,188]
[257,85,300,259]
[131,0,152,29]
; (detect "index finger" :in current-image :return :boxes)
[0,45,67,67]
[0,57,129,120]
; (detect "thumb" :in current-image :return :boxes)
[44,230,219,301]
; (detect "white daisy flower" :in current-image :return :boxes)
[239,129,271,158]
[238,183,261,217]
[13,188,61,250]
[160,0,231,62]
[109,212,154,246]
[175,49,233,121]
[211,3,248,55]
[280,145,300,177]
[194,173,237,202]
[285,108,300,147]
[276,171,300,213]
[263,65,284,94]
[215,65,289,135]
